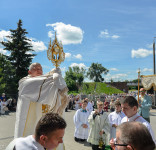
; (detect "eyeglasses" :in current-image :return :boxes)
[114,143,128,147]
[114,142,134,150]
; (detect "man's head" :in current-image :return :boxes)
[116,122,155,150]
[97,101,103,112]
[81,100,88,110]
[120,96,138,118]
[115,100,122,113]
[35,113,67,149]
[28,63,43,77]
[140,88,146,96]
[85,98,89,102]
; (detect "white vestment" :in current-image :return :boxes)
[73,109,90,139]
[87,111,110,145]
[108,111,125,139]
[121,113,156,145]
[14,68,68,150]
[6,135,45,150]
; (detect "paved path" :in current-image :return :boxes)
[0,110,156,150]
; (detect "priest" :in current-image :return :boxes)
[14,63,68,149]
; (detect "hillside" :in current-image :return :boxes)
[79,82,124,95]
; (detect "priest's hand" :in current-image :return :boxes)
[112,124,117,128]
[99,130,104,136]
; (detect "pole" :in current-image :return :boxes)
[138,68,140,104]
[153,39,155,74]
[153,38,156,106]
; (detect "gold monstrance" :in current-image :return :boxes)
[47,32,65,68]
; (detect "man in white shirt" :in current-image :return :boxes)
[108,100,125,139]
[110,96,156,148]
[120,96,156,144]
[6,112,67,150]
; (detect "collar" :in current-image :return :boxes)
[81,109,87,112]
[115,111,121,114]
[99,110,104,115]
[127,113,140,122]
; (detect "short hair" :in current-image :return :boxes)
[120,96,138,108]
[115,100,121,106]
[35,113,66,141]
[29,63,41,71]
[97,101,103,105]
[116,122,155,150]
[81,100,88,104]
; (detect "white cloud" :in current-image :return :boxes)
[131,48,153,58]
[48,31,55,38]
[0,48,8,55]
[65,53,71,58]
[60,67,66,72]
[70,63,87,69]
[99,30,109,38]
[46,22,83,45]
[73,54,82,60]
[99,29,120,39]
[0,30,11,42]
[105,73,128,82]
[111,35,120,39]
[0,30,47,53]
[29,39,47,52]
[109,68,119,71]
[142,68,153,72]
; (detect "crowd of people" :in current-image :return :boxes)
[0,93,17,115]
[72,91,156,150]
[2,62,156,150]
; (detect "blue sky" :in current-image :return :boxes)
[0,0,156,82]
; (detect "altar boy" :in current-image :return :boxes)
[108,100,125,139]
[73,100,90,142]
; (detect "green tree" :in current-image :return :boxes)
[0,54,16,97]
[65,66,86,91]
[1,19,35,94]
[87,63,109,82]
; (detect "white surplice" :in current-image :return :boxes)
[14,68,68,150]
[73,109,90,139]
[87,111,110,145]
[108,111,125,139]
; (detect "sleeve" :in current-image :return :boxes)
[141,96,152,110]
[5,139,17,150]
[102,115,111,145]
[19,75,59,106]
[88,111,95,126]
[143,122,156,145]
[73,110,83,129]
[108,113,113,126]
[102,115,111,135]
